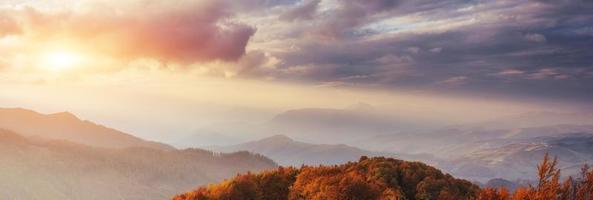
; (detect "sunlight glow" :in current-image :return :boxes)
[42,50,83,70]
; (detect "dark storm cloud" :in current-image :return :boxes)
[255,0,593,101]
[306,0,402,39]
[305,0,477,39]
[279,0,321,21]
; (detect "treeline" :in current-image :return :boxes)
[478,153,593,200]
[173,156,479,200]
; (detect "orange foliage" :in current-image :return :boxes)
[173,157,479,200]
[478,188,510,200]
[174,154,593,200]
[478,153,593,200]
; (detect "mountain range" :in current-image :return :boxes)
[212,134,437,167]
[0,108,277,200]
[263,107,436,144]
[0,108,172,150]
[181,106,593,183]
[449,133,593,181]
[3,106,593,198]
[177,105,442,148]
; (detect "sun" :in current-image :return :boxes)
[42,50,83,70]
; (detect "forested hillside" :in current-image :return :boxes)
[174,154,593,200]
[173,157,479,200]
[0,129,276,200]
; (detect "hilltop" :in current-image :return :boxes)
[173,157,479,200]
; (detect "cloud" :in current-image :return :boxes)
[524,33,546,43]
[527,68,568,80]
[2,0,593,102]
[279,0,320,21]
[235,50,276,78]
[429,47,443,53]
[439,76,468,86]
[0,12,21,37]
[573,27,593,36]
[4,0,256,63]
[497,69,525,76]
[288,0,403,39]
[248,0,593,101]
[406,47,420,54]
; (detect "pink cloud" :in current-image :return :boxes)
[497,69,525,76]
[439,76,468,86]
[0,13,21,37]
[527,68,568,80]
[12,1,255,63]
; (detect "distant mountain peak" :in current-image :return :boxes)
[0,107,174,150]
[262,134,293,143]
[0,108,80,121]
[0,107,39,115]
[48,112,80,121]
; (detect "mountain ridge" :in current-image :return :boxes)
[212,134,435,167]
[0,129,277,200]
[0,107,173,150]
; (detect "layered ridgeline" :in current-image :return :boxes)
[213,134,390,166]
[0,108,172,150]
[182,105,593,183]
[173,157,479,200]
[213,135,437,166]
[0,129,276,200]
[0,108,277,200]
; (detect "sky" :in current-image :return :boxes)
[1,0,592,141]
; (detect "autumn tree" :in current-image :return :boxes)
[174,157,479,200]
[477,188,509,200]
[478,152,593,200]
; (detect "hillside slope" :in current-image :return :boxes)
[0,108,172,150]
[214,135,435,166]
[450,133,593,181]
[174,157,479,200]
[0,129,276,200]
